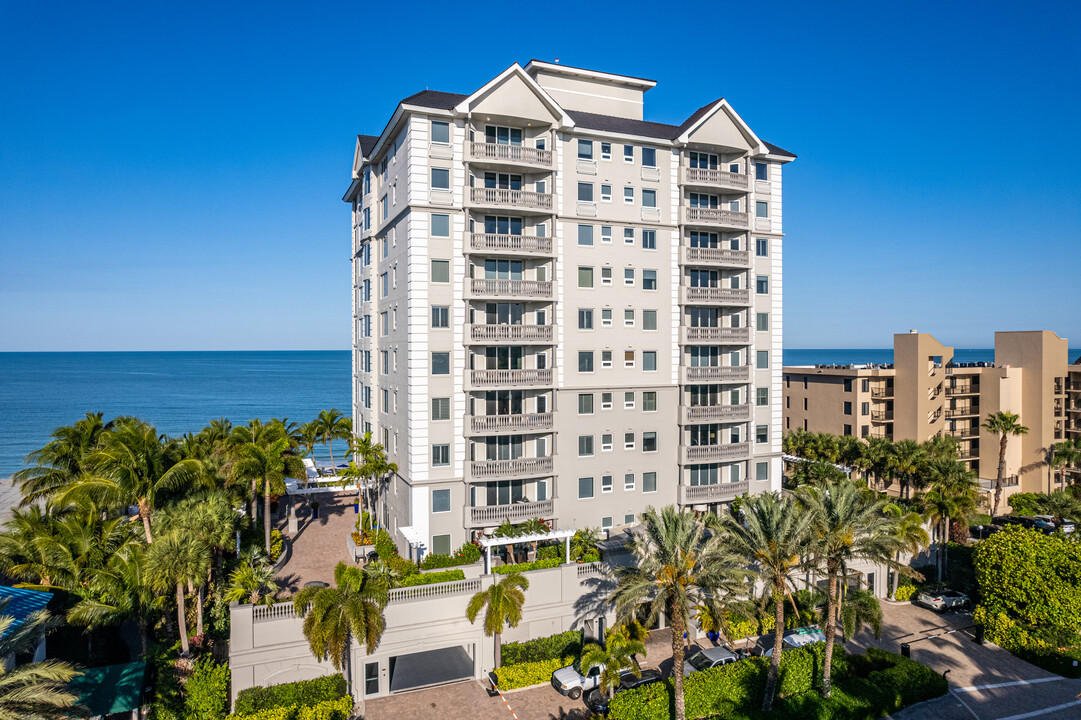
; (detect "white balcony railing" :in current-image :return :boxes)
[681,443,750,464]
[428,143,454,160]
[682,166,749,191]
[641,206,661,222]
[680,247,751,268]
[468,412,554,435]
[576,158,597,175]
[641,166,661,182]
[469,279,553,299]
[576,201,598,217]
[470,187,553,210]
[680,404,753,424]
[469,233,552,255]
[468,324,554,344]
[429,189,454,206]
[681,326,752,344]
[680,286,752,305]
[469,369,554,388]
[681,365,753,383]
[465,499,554,527]
[468,456,554,480]
[682,206,750,229]
[677,480,749,505]
[468,142,553,167]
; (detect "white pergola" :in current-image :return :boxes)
[479,529,575,574]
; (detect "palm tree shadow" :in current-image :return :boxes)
[547,706,593,720]
[571,573,616,632]
[277,572,301,594]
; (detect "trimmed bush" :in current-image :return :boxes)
[893,584,918,602]
[269,529,284,563]
[227,697,353,720]
[537,544,562,561]
[501,630,583,666]
[419,541,482,569]
[396,569,465,587]
[725,612,776,641]
[492,657,570,690]
[493,557,561,574]
[185,658,230,720]
[233,675,347,715]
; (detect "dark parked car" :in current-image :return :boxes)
[992,515,1055,533]
[582,669,663,715]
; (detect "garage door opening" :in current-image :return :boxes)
[388,645,474,693]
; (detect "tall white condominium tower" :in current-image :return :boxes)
[344,61,795,559]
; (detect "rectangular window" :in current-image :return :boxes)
[624,268,635,286]
[365,662,379,696]
[380,313,389,336]
[844,401,853,415]
[623,186,634,204]
[602,516,613,529]
[431,259,450,283]
[755,162,768,181]
[431,352,450,375]
[578,308,594,330]
[578,351,594,373]
[432,397,450,420]
[431,120,450,144]
[623,144,633,162]
[601,433,613,451]
[577,139,594,160]
[624,513,635,525]
[624,392,635,409]
[431,306,449,328]
[756,425,768,444]
[624,309,635,327]
[578,225,594,246]
[643,310,657,330]
[641,189,657,208]
[642,391,658,412]
[624,432,635,450]
[601,350,613,368]
[641,147,656,167]
[624,473,635,491]
[431,214,450,237]
[757,350,769,369]
[643,471,657,493]
[756,275,769,294]
[756,461,769,482]
[757,387,769,406]
[432,444,450,466]
[431,533,451,556]
[601,267,613,285]
[601,475,613,493]
[381,195,388,220]
[643,270,657,290]
[431,167,450,190]
[432,488,452,514]
[862,379,870,393]
[643,432,657,452]
[861,402,870,416]
[601,226,612,243]
[624,350,635,367]
[643,351,657,372]
[578,182,594,202]
[641,229,656,249]
[578,266,594,288]
[601,184,612,202]
[844,424,853,436]
[601,309,613,327]
[756,201,768,218]
[578,477,594,499]
[756,238,768,257]
[578,435,594,457]
[601,142,612,160]
[844,378,853,392]
[757,313,769,331]
[578,393,594,414]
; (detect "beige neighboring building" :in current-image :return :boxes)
[783,330,1072,500]
[343,61,794,558]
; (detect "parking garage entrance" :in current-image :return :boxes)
[388,645,475,693]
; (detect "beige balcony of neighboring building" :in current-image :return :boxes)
[467,278,553,300]
[681,206,750,230]
[466,412,554,435]
[469,187,553,212]
[679,286,751,306]
[945,406,977,418]
[680,326,752,344]
[467,368,554,389]
[871,409,893,421]
[466,456,554,481]
[463,499,554,528]
[677,480,749,505]
[680,442,750,464]
[679,246,751,268]
[467,142,553,169]
[467,324,555,345]
[680,365,752,384]
[679,403,753,424]
[681,166,750,192]
[469,233,553,256]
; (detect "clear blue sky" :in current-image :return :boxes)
[1,1,1078,351]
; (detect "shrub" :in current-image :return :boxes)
[227,697,353,720]
[578,549,600,563]
[1006,492,1044,516]
[185,658,230,720]
[492,657,570,690]
[269,529,284,563]
[724,611,776,641]
[419,541,482,569]
[396,569,465,587]
[536,544,562,561]
[233,675,347,715]
[493,557,561,574]
[893,584,918,602]
[501,630,583,666]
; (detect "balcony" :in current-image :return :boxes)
[680,286,752,306]
[641,207,661,222]
[468,279,553,299]
[576,202,598,217]
[641,166,661,182]
[681,206,750,230]
[871,410,893,421]
[468,368,553,389]
[680,403,753,424]
[680,326,751,344]
[948,382,980,396]
[464,499,554,528]
[681,166,749,192]
[948,427,979,439]
[576,158,597,175]
[945,407,977,418]
[467,324,554,344]
[679,246,751,268]
[681,443,750,464]
[870,387,893,398]
[677,480,749,505]
[467,456,553,481]
[681,365,752,384]
[469,233,552,256]
[467,412,554,435]
[467,142,553,169]
[470,187,553,211]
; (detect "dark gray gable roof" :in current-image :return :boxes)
[565,109,681,140]
[357,135,379,157]
[400,90,468,110]
[675,99,723,135]
[763,141,796,158]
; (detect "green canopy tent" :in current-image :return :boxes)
[67,661,148,719]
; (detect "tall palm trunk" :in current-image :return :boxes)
[263,475,273,557]
[250,478,258,521]
[494,630,502,669]
[993,435,1007,517]
[669,599,687,720]
[822,566,838,698]
[196,584,205,637]
[763,587,785,711]
[176,582,190,654]
[138,498,154,544]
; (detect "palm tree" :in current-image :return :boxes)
[0,600,82,719]
[314,409,352,468]
[13,412,111,506]
[491,519,523,565]
[882,502,929,599]
[922,459,978,580]
[719,493,814,712]
[609,506,749,720]
[571,527,601,563]
[1051,438,1081,489]
[840,588,883,642]
[229,428,304,556]
[983,411,1029,517]
[298,421,321,466]
[798,481,904,698]
[866,436,895,492]
[889,439,925,500]
[579,629,646,699]
[224,419,279,520]
[67,544,159,657]
[294,562,388,692]
[149,530,210,655]
[349,432,396,529]
[56,418,201,543]
[518,517,549,561]
[226,552,280,606]
[466,572,529,669]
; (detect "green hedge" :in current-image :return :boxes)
[185,658,230,720]
[493,557,561,574]
[893,584,918,602]
[397,569,466,587]
[501,630,583,666]
[492,657,571,690]
[227,697,352,720]
[233,675,347,715]
[419,542,482,569]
